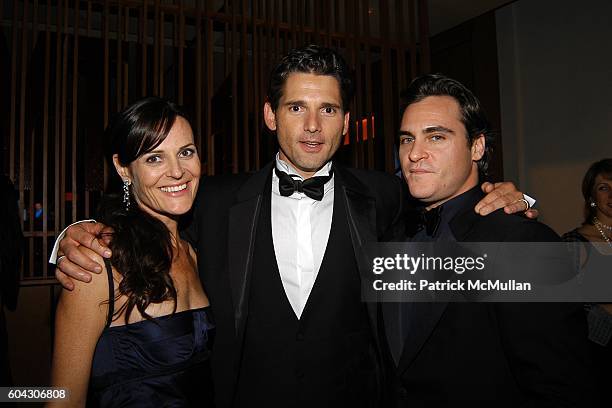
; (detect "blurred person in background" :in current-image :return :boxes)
[563,158,612,385]
[0,174,23,386]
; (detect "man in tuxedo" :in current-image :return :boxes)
[189,45,406,408]
[384,73,595,407]
[53,47,531,407]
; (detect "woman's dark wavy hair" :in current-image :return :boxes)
[267,44,354,111]
[400,74,494,180]
[581,158,612,224]
[99,96,191,323]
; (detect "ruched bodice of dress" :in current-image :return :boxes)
[87,260,215,407]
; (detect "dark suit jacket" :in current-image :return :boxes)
[386,189,595,408]
[184,161,406,407]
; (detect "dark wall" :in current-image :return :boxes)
[430,11,503,182]
[495,0,612,233]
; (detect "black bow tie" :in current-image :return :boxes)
[408,206,442,237]
[275,166,333,201]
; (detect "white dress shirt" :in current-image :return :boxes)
[271,154,334,319]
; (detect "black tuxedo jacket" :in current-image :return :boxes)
[385,189,595,408]
[184,161,406,407]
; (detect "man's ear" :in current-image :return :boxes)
[471,134,485,161]
[112,154,130,181]
[342,111,350,136]
[263,102,277,131]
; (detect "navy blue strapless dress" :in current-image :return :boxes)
[88,261,215,407]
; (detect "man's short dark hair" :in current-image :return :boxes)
[267,44,354,112]
[401,74,493,179]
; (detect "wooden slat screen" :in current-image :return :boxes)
[0,0,430,284]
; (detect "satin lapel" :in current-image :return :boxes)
[227,197,261,336]
[335,167,381,341]
[335,166,377,255]
[227,162,273,337]
[396,301,448,374]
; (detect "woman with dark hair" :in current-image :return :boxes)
[562,158,612,384]
[49,97,213,407]
[563,158,612,245]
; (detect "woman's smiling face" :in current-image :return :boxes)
[115,116,200,222]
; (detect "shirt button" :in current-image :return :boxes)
[296,332,304,341]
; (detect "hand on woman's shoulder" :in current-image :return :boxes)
[58,246,110,324]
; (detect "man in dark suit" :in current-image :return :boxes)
[384,74,595,407]
[53,48,531,407]
[186,46,406,408]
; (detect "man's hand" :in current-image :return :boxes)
[475,182,539,219]
[55,222,112,290]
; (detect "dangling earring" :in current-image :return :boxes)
[123,179,131,210]
[591,201,597,208]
